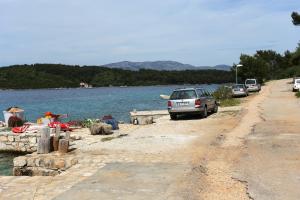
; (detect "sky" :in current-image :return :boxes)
[0,0,299,67]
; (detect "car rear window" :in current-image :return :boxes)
[296,80,300,84]
[170,90,197,100]
[245,80,256,85]
[232,85,244,89]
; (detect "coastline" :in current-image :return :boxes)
[0,83,225,91]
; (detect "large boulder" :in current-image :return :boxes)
[90,123,113,135]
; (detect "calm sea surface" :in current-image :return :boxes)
[0,84,219,175]
[0,85,219,123]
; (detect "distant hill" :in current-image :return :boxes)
[104,61,231,71]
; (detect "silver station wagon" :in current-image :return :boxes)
[232,84,248,97]
[168,88,218,120]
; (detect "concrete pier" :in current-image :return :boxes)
[130,110,169,125]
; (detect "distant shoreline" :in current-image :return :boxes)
[0,83,227,91]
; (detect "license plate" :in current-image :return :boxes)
[177,102,189,106]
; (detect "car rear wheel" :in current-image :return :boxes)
[202,106,208,118]
[213,103,218,113]
[170,114,177,120]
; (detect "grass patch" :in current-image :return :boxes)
[295,91,300,98]
[219,98,240,107]
[101,134,128,142]
[101,137,115,142]
[213,86,240,107]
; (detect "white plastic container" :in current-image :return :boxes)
[41,117,54,125]
[3,111,25,126]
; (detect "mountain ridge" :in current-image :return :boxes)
[104,61,231,71]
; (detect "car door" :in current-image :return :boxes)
[196,89,207,108]
[204,89,214,110]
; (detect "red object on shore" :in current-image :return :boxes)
[48,121,71,131]
[12,124,30,134]
[45,112,61,120]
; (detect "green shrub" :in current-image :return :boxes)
[219,98,240,107]
[295,91,300,98]
[81,119,98,128]
[213,86,240,107]
[212,86,232,100]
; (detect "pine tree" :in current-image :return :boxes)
[292,12,300,25]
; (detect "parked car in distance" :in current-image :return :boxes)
[167,88,218,120]
[293,78,300,92]
[232,84,248,97]
[245,79,261,92]
[293,77,300,84]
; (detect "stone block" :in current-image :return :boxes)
[15,135,21,141]
[27,157,36,167]
[18,142,25,147]
[58,139,69,153]
[29,137,37,144]
[90,123,113,135]
[35,158,41,167]
[0,132,8,136]
[5,144,14,150]
[40,169,59,176]
[21,138,29,142]
[43,157,54,168]
[0,136,7,142]
[14,156,27,167]
[53,159,65,169]
[103,124,113,134]
[0,143,6,149]
[65,158,78,169]
[8,136,14,142]
[30,146,37,151]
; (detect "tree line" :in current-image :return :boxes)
[0,64,234,89]
[235,12,300,83]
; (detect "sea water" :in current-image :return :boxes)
[0,85,219,123]
[0,152,24,176]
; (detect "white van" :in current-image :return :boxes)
[293,78,300,92]
[245,79,261,92]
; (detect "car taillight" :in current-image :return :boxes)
[168,100,172,107]
[195,99,201,107]
[240,88,243,92]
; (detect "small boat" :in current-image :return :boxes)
[160,94,170,100]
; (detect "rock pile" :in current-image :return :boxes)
[89,123,113,135]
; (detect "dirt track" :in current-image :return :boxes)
[1,79,300,200]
